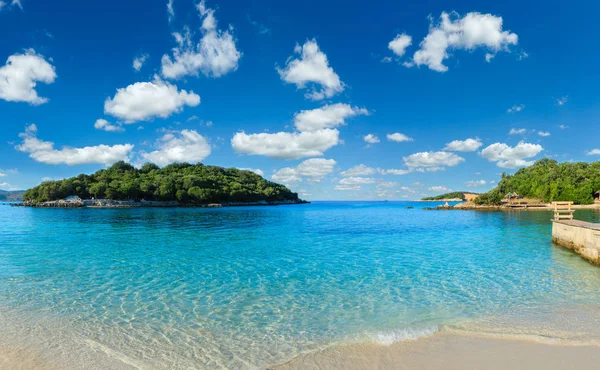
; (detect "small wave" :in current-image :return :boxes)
[360,326,440,346]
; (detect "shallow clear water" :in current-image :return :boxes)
[1,202,600,369]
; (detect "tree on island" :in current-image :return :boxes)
[24,161,301,204]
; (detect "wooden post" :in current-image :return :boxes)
[553,201,574,220]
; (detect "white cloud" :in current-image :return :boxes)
[94,119,124,132]
[0,172,5,178]
[133,54,149,72]
[139,129,211,166]
[388,33,412,57]
[466,180,486,188]
[239,168,264,176]
[409,12,518,72]
[480,141,543,168]
[0,182,13,189]
[444,138,482,152]
[104,79,200,123]
[377,168,412,175]
[428,186,451,193]
[485,53,495,62]
[167,0,174,21]
[509,128,526,135]
[387,132,414,142]
[557,96,568,106]
[335,176,375,191]
[376,181,398,189]
[11,0,21,9]
[16,124,134,165]
[538,131,550,137]
[339,177,376,185]
[231,129,340,160]
[0,49,57,105]
[0,2,5,10]
[161,1,241,79]
[507,104,524,113]
[272,158,336,184]
[277,39,344,100]
[586,149,600,156]
[293,103,368,132]
[341,164,376,176]
[363,134,380,144]
[334,184,361,191]
[559,124,569,129]
[404,151,464,168]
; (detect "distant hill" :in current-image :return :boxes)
[0,190,25,202]
[23,161,302,204]
[422,192,479,201]
[475,159,600,205]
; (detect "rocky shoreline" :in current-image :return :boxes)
[12,199,309,209]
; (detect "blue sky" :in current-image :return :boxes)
[1,0,599,200]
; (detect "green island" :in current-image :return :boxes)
[21,161,304,207]
[423,159,600,209]
[475,159,600,205]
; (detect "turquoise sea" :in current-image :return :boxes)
[1,202,600,369]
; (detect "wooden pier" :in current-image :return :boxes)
[552,202,600,265]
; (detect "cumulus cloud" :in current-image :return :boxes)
[161,0,241,79]
[16,124,133,165]
[94,119,124,132]
[272,158,336,184]
[387,132,414,142]
[403,151,464,168]
[388,33,412,57]
[444,138,482,152]
[339,177,375,185]
[334,176,375,191]
[480,141,543,168]
[538,131,550,137]
[0,49,57,105]
[428,186,451,193]
[363,134,380,144]
[509,128,526,135]
[341,164,376,176]
[408,12,518,72]
[139,129,211,166]
[231,129,340,160]
[507,104,524,113]
[104,79,200,123]
[293,103,368,132]
[277,39,344,100]
[466,180,486,188]
[586,149,600,156]
[133,54,149,72]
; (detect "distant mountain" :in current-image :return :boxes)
[0,190,25,202]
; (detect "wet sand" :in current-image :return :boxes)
[272,331,600,370]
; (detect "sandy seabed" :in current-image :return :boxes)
[272,331,600,370]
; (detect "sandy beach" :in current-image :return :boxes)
[272,330,600,370]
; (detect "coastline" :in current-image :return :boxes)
[12,199,309,209]
[271,329,600,370]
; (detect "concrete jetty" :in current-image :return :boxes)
[552,220,600,265]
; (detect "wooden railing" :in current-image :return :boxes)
[553,201,574,220]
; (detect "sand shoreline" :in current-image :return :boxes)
[271,330,600,370]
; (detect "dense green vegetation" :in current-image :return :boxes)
[475,159,600,205]
[0,190,25,202]
[422,192,475,201]
[24,161,301,204]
